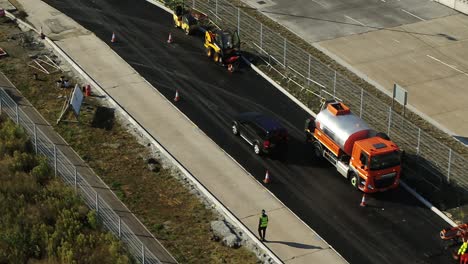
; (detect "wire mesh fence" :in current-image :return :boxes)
[0,88,161,264]
[184,0,467,192]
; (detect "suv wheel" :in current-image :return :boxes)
[350,172,359,189]
[253,143,261,155]
[232,123,239,135]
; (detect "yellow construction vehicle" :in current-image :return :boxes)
[204,29,241,70]
[173,5,208,35]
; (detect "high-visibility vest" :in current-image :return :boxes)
[459,242,468,255]
[260,215,268,228]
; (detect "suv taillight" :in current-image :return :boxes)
[263,140,270,149]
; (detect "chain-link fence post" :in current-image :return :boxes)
[416,128,421,156]
[34,124,37,154]
[15,104,19,124]
[387,107,392,136]
[54,145,57,177]
[447,149,452,183]
[0,97,2,113]
[359,88,364,118]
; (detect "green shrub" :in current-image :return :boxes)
[0,119,31,157]
[31,156,52,184]
[9,150,37,173]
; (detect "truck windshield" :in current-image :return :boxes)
[370,151,400,170]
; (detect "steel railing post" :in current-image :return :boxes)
[359,88,364,118]
[15,104,19,124]
[142,244,145,264]
[95,192,99,213]
[416,128,421,156]
[283,37,287,68]
[307,54,311,86]
[333,71,337,99]
[34,124,37,154]
[260,23,263,51]
[54,145,57,177]
[118,216,121,238]
[237,8,240,35]
[387,107,392,136]
[74,167,77,190]
[0,97,2,114]
[447,149,452,183]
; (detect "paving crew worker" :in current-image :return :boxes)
[258,209,268,242]
[459,240,468,256]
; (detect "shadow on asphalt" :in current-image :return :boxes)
[266,240,323,250]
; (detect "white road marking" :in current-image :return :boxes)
[344,15,366,26]
[393,39,400,43]
[427,55,468,76]
[401,9,425,21]
[311,0,326,7]
[380,0,386,2]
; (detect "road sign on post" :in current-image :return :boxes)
[392,83,408,116]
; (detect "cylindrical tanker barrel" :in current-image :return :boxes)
[315,102,371,156]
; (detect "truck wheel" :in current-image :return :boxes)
[213,53,221,63]
[349,172,359,189]
[312,141,322,159]
[206,48,213,58]
[232,123,239,136]
[184,26,190,35]
[253,142,261,155]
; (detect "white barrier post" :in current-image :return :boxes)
[118,216,122,238]
[307,55,311,86]
[15,104,19,124]
[237,8,240,35]
[447,149,452,183]
[333,71,337,99]
[387,107,392,136]
[416,128,421,156]
[95,192,99,213]
[74,167,77,190]
[260,23,263,50]
[283,37,287,68]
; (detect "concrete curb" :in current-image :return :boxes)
[6,8,283,264]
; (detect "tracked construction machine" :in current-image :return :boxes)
[172,5,209,35]
[305,100,402,193]
[204,29,241,71]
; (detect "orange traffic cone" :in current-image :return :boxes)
[360,193,367,207]
[111,32,116,43]
[167,32,173,44]
[263,170,271,184]
[174,89,180,102]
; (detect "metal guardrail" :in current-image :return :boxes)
[184,0,467,192]
[0,88,161,264]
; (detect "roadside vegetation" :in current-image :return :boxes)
[0,117,132,263]
[0,11,258,264]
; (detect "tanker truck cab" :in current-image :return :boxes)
[309,100,402,193]
[350,137,401,192]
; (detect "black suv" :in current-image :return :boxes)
[231,112,288,155]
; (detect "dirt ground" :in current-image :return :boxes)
[0,14,259,264]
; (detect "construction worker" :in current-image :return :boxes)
[258,209,268,242]
[459,240,468,256]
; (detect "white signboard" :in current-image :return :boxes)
[393,83,408,106]
[70,84,84,116]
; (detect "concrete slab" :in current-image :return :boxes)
[0,0,17,11]
[318,14,468,138]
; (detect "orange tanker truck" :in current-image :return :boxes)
[304,100,402,193]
